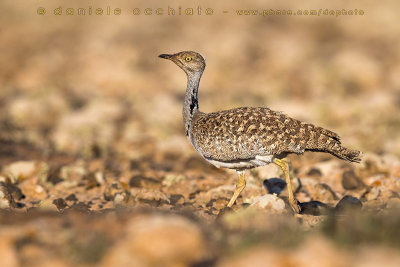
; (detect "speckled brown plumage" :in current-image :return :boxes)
[159,51,362,211]
[190,106,361,165]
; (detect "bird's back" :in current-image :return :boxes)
[189,107,360,164]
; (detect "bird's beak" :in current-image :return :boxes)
[158,54,173,60]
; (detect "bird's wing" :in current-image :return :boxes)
[190,107,339,161]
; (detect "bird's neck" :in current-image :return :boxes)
[183,71,202,136]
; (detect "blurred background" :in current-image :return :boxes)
[1,0,400,266]
[1,0,399,159]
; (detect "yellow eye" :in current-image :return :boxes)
[185,56,192,62]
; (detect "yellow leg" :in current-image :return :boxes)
[273,158,301,213]
[227,170,246,208]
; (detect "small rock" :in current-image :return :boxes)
[335,195,362,213]
[113,193,127,205]
[66,193,78,201]
[129,175,161,189]
[54,180,78,190]
[0,185,10,209]
[248,194,286,212]
[69,202,91,213]
[0,182,23,209]
[52,198,67,211]
[309,183,338,203]
[162,174,185,187]
[263,178,286,195]
[364,187,381,201]
[4,183,25,201]
[38,199,59,212]
[342,170,365,190]
[299,201,333,216]
[95,171,105,185]
[364,175,384,187]
[46,165,64,185]
[4,161,36,183]
[169,194,185,205]
[59,165,86,182]
[134,189,170,206]
[65,194,78,206]
[306,167,322,178]
[104,182,124,201]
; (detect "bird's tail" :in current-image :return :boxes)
[328,143,362,163]
[304,125,362,163]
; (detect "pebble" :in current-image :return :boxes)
[52,198,67,211]
[113,193,126,205]
[162,174,185,187]
[134,189,170,205]
[335,195,362,213]
[169,194,185,205]
[311,183,338,203]
[299,201,333,216]
[0,187,10,209]
[364,187,381,201]
[38,199,59,212]
[129,174,161,189]
[342,170,365,190]
[249,194,286,212]
[263,178,286,195]
[4,161,36,183]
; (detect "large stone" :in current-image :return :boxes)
[4,161,36,183]
[101,214,207,267]
[342,170,365,190]
[248,194,286,212]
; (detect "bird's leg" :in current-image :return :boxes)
[227,170,246,208]
[273,158,301,213]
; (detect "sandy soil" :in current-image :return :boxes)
[1,0,400,266]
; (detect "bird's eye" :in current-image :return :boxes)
[185,56,192,62]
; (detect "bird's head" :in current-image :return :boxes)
[159,51,206,75]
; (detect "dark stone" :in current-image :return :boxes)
[307,168,322,177]
[170,194,184,205]
[342,170,364,190]
[69,202,91,213]
[47,165,64,185]
[84,172,100,189]
[188,192,198,200]
[335,195,362,213]
[263,178,286,195]
[206,199,216,208]
[149,161,173,172]
[129,159,141,170]
[299,201,333,216]
[53,198,67,211]
[129,175,160,188]
[6,183,25,200]
[66,194,78,202]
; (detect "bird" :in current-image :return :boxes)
[158,51,362,213]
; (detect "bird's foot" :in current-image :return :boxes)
[289,198,301,214]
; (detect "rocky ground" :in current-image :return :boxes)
[1,139,400,267]
[1,0,400,266]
